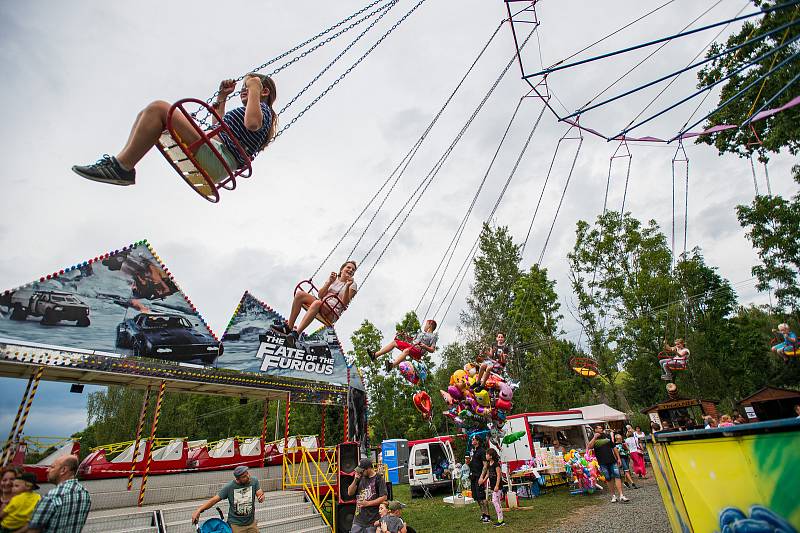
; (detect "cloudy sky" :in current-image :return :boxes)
[1,0,795,439]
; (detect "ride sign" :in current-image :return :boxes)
[257,333,335,375]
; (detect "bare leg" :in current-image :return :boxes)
[116,100,203,170]
[374,340,398,358]
[391,349,412,368]
[625,469,635,486]
[295,300,322,335]
[614,477,624,497]
[287,291,315,329]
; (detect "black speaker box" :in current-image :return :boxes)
[339,472,356,503]
[336,502,356,533]
[338,441,359,474]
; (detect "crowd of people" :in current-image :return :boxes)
[0,455,91,533]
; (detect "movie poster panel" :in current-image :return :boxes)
[0,242,221,366]
[219,292,358,388]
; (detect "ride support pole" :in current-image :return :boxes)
[284,393,291,451]
[260,399,270,465]
[138,381,166,507]
[344,367,351,442]
[1,373,34,466]
[127,385,152,491]
[4,366,45,466]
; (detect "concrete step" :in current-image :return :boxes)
[69,465,284,495]
[87,477,282,510]
[160,491,306,524]
[295,526,332,533]
[85,490,313,532]
[166,497,317,533]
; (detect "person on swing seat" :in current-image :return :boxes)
[272,261,357,347]
[370,319,438,373]
[660,338,689,381]
[771,323,798,361]
[72,74,277,186]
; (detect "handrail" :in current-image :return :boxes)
[283,445,338,531]
[91,437,185,454]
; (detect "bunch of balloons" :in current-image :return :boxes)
[564,449,601,494]
[439,363,515,445]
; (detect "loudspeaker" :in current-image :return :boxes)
[338,442,359,474]
[339,472,356,503]
[335,502,356,533]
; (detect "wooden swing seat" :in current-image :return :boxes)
[155,98,252,203]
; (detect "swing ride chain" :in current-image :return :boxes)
[359,28,536,289]
[268,0,396,80]
[275,0,428,139]
[195,0,392,126]
[309,20,507,281]
[277,0,401,118]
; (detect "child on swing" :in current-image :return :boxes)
[472,332,511,392]
[660,338,689,381]
[771,323,798,361]
[272,261,357,347]
[371,319,438,373]
[72,74,277,186]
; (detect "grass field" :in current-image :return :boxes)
[390,482,605,532]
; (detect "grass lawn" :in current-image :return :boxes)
[391,482,605,532]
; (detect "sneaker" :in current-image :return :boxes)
[481,515,491,523]
[285,330,299,348]
[270,321,291,335]
[493,521,506,527]
[72,155,136,186]
[611,495,618,503]
[620,496,630,503]
[623,481,631,488]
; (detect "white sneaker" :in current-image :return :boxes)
[620,495,630,503]
[611,495,618,503]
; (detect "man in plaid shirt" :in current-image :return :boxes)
[26,455,91,533]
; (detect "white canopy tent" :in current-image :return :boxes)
[574,403,628,422]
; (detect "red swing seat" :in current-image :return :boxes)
[658,350,689,370]
[155,98,253,203]
[570,356,598,378]
[293,280,347,328]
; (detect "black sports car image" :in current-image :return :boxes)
[115,312,222,364]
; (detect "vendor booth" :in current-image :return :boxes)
[737,386,800,422]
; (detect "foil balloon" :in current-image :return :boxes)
[398,361,419,385]
[413,391,432,419]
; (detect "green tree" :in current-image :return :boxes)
[461,224,522,344]
[696,1,800,158]
[568,211,674,407]
[736,166,800,317]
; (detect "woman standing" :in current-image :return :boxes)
[0,468,17,513]
[625,430,647,479]
[479,448,506,527]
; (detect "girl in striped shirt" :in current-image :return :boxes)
[72,74,277,187]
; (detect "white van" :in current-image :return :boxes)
[408,436,457,498]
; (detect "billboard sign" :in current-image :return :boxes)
[219,292,359,389]
[0,241,221,366]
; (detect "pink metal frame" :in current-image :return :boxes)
[155,98,253,203]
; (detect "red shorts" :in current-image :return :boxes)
[395,338,424,360]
